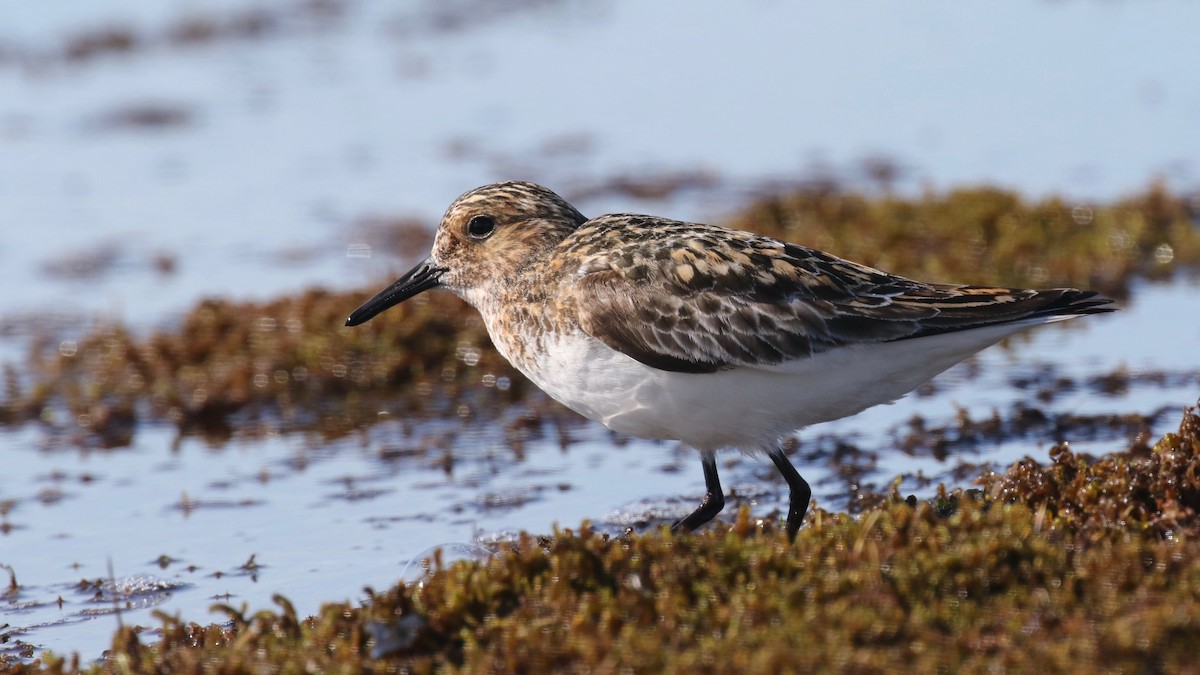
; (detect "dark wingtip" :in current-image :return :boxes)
[1040,289,1118,318]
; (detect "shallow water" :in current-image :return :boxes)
[1,0,1198,324]
[2,0,1199,662]
[3,279,1197,659]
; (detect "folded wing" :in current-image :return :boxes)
[569,219,1112,374]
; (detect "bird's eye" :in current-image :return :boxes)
[467,215,496,239]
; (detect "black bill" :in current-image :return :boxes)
[345,258,446,326]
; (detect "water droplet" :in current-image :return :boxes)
[1155,243,1175,264]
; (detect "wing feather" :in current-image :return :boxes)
[567,217,1113,373]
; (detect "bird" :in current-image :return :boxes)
[346,181,1114,540]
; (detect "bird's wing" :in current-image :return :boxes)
[567,217,1111,374]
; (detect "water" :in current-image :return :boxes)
[2,278,1195,660]
[2,0,1199,662]
[1,0,1198,323]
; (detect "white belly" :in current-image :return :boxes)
[504,322,1052,452]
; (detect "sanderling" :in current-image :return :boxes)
[346,181,1114,540]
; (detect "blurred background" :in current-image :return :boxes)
[2,1,1198,321]
[2,0,1198,661]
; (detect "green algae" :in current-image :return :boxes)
[979,401,1200,541]
[727,182,1200,296]
[3,289,528,445]
[2,184,1197,446]
[10,404,1200,674]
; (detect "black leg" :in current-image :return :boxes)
[671,451,725,533]
[768,445,811,541]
